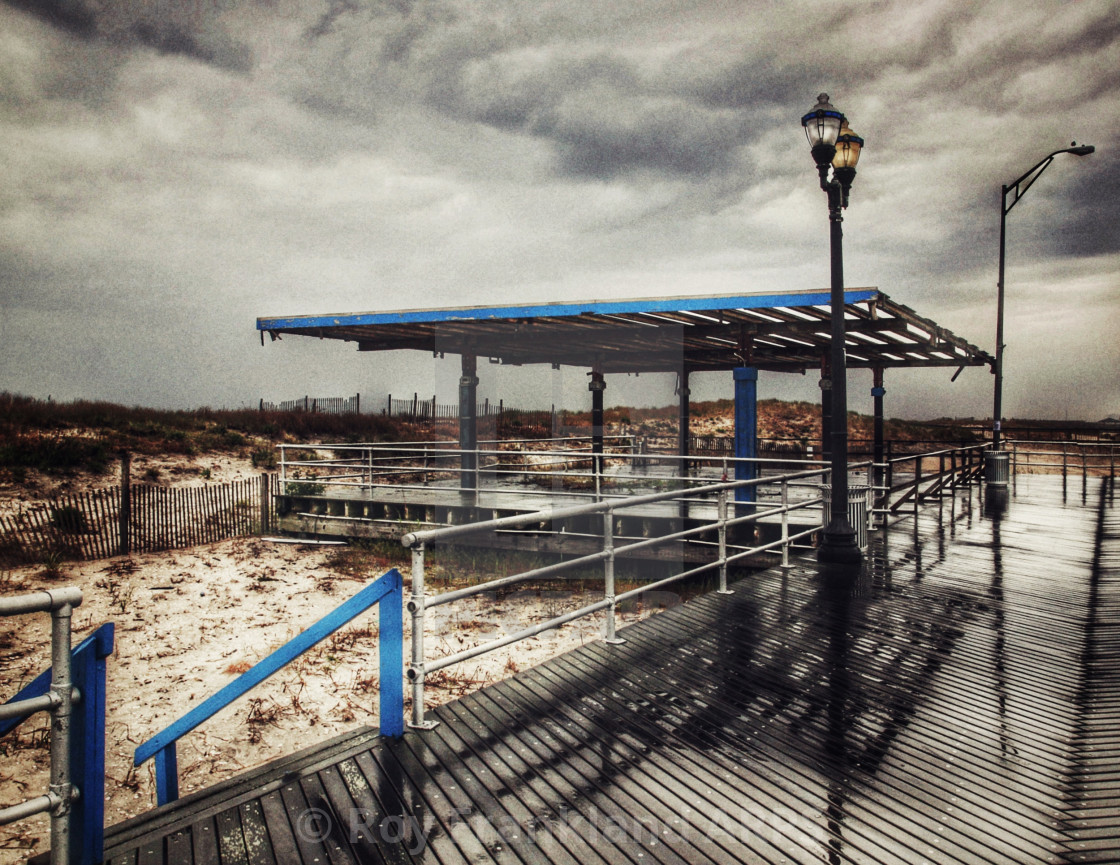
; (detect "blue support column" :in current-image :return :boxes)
[734,367,758,504]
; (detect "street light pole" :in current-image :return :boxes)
[988,143,1094,483]
[802,94,863,565]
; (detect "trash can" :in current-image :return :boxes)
[820,484,872,549]
[984,450,1010,488]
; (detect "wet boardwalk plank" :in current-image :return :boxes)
[103,475,1119,864]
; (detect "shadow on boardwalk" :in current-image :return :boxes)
[103,474,1118,864]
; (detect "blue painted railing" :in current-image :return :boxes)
[0,622,115,865]
[133,568,404,806]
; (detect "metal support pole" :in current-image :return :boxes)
[872,367,885,498]
[993,187,1008,453]
[603,511,624,644]
[459,354,479,504]
[717,490,733,592]
[677,368,691,480]
[733,367,758,505]
[820,353,832,461]
[991,144,1093,462]
[818,180,860,564]
[589,369,605,480]
[407,544,437,729]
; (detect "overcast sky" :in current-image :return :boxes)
[1,0,1117,421]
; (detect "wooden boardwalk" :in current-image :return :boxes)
[102,474,1119,864]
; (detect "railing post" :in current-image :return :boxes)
[885,441,893,505]
[913,454,922,514]
[407,544,437,729]
[69,623,114,865]
[153,744,179,807]
[780,482,792,569]
[48,599,75,865]
[717,490,733,592]
[379,572,404,737]
[603,510,624,644]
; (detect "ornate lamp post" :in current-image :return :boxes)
[802,93,864,564]
[986,142,1094,486]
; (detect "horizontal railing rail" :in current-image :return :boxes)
[276,440,826,507]
[0,591,114,865]
[399,467,829,729]
[870,443,989,518]
[133,569,404,807]
[1007,439,1117,478]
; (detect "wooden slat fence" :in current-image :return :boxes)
[259,394,359,414]
[386,395,555,437]
[0,475,278,567]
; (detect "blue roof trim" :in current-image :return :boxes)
[256,289,879,331]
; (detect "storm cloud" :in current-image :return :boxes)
[1,0,1117,421]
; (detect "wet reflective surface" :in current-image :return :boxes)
[105,475,1119,864]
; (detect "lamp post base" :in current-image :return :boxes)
[818,520,862,565]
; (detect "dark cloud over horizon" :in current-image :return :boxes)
[1,0,1118,420]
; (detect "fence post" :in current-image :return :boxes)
[259,473,270,535]
[118,452,131,557]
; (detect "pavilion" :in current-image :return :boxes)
[257,288,993,503]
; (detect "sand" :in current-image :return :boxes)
[0,452,675,862]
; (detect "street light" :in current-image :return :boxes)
[802,93,864,564]
[986,142,1095,486]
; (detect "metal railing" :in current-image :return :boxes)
[0,590,114,865]
[1008,439,1117,479]
[398,468,829,729]
[133,569,404,806]
[869,443,989,520]
[276,439,820,509]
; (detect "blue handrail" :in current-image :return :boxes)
[134,568,404,806]
[0,622,115,865]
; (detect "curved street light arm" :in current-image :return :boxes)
[1003,145,1095,216]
